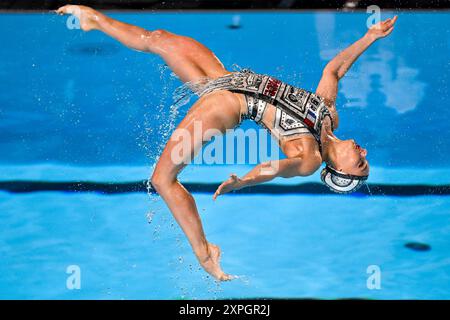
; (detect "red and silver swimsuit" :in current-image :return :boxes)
[199,69,334,148]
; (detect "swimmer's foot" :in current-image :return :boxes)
[198,243,233,281]
[55,5,101,31]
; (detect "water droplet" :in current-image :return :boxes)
[146,211,155,224]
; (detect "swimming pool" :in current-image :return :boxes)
[1,11,449,299]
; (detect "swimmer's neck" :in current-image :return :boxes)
[320,117,339,164]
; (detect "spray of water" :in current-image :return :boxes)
[366,182,372,196]
[140,65,257,298]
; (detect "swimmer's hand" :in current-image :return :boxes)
[366,15,398,41]
[213,174,243,200]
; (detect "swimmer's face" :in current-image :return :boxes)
[332,139,369,177]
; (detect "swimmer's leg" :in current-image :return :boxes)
[56,5,229,83]
[151,91,242,281]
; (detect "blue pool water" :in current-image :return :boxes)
[1,11,450,299]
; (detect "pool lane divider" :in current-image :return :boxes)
[0,180,449,196]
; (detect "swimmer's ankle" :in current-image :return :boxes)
[195,243,213,263]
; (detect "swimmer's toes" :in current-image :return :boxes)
[219,273,234,281]
[56,5,78,15]
[56,5,99,31]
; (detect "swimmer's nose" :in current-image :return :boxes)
[361,148,368,157]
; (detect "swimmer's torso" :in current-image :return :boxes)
[239,95,325,148]
[200,70,339,157]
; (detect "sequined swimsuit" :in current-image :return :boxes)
[199,69,334,150]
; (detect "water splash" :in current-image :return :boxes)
[365,183,372,196]
[141,63,249,171]
[139,63,175,166]
[152,224,161,240]
[230,63,247,72]
[172,76,210,106]
[146,211,155,224]
[139,66,257,299]
[232,274,251,286]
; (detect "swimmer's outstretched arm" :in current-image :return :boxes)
[316,16,398,104]
[213,158,319,199]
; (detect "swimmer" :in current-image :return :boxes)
[56,5,397,281]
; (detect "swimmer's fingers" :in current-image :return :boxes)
[213,188,221,200]
[391,15,398,25]
[385,15,398,27]
[213,182,226,200]
[379,16,398,32]
[213,185,228,200]
[380,16,398,31]
[367,16,397,40]
[383,26,395,37]
[213,174,240,200]
[371,15,396,30]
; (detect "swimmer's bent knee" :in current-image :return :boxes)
[152,29,169,38]
[145,29,171,52]
[150,170,176,192]
[150,172,164,192]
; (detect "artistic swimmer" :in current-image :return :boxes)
[56,5,397,280]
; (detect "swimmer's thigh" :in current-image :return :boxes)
[153,90,242,181]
